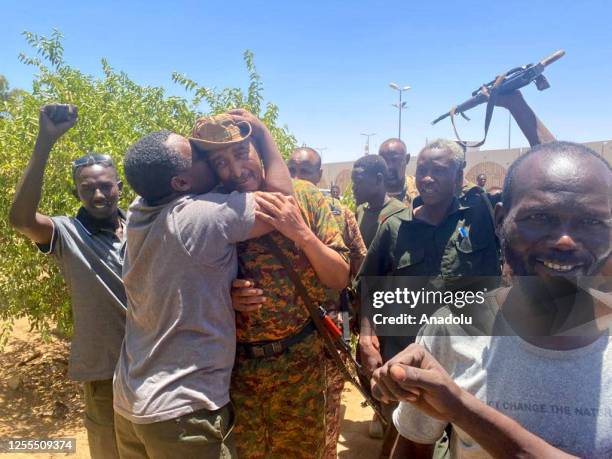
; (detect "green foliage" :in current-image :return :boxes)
[171,50,296,159]
[340,182,356,212]
[0,75,26,119]
[0,30,297,339]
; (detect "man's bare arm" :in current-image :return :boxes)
[453,390,575,459]
[495,90,555,147]
[359,316,383,375]
[228,109,292,195]
[372,345,577,459]
[254,192,349,289]
[9,104,78,245]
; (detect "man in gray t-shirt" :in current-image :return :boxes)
[393,302,612,459]
[371,142,612,458]
[114,112,292,458]
[9,104,125,459]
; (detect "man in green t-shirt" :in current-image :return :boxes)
[353,155,406,248]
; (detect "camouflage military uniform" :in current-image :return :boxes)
[324,197,367,278]
[321,197,367,459]
[232,179,349,459]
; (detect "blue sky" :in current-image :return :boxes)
[2,0,611,163]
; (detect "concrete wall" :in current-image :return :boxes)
[320,140,612,194]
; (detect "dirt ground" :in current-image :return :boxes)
[0,318,382,458]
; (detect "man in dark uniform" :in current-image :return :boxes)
[357,138,501,456]
[378,138,419,207]
[352,155,405,248]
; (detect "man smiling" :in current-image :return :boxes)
[373,141,612,458]
[193,113,349,458]
[9,104,125,459]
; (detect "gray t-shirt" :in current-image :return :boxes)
[39,212,127,381]
[113,192,255,424]
[393,300,612,459]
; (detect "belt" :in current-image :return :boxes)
[236,321,316,359]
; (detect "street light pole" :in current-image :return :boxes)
[360,133,376,155]
[399,90,403,139]
[508,111,511,149]
[389,82,411,140]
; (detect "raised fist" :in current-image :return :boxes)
[39,104,78,143]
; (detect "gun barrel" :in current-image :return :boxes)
[432,50,564,126]
[431,112,450,125]
[540,49,565,67]
[432,92,487,125]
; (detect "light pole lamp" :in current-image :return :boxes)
[360,133,376,155]
[389,82,411,140]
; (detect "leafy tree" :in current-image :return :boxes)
[0,75,25,118]
[340,182,356,212]
[0,30,297,342]
[172,50,296,158]
[0,75,9,99]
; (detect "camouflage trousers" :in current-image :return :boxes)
[231,333,326,459]
[323,356,345,459]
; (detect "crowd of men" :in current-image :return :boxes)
[8,89,611,459]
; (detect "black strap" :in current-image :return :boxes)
[260,235,387,423]
[237,321,316,359]
[480,191,495,226]
[451,74,506,149]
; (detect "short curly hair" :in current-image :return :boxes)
[419,139,466,171]
[124,130,190,202]
[354,154,389,178]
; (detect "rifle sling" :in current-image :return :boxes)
[260,235,387,422]
[451,73,506,149]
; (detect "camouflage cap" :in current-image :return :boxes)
[189,114,252,151]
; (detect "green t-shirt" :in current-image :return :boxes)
[355,197,406,248]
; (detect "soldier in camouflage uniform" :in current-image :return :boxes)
[194,119,350,459]
[288,147,367,458]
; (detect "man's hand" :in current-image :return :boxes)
[38,104,78,145]
[229,108,292,195]
[359,334,383,376]
[254,192,313,247]
[481,87,554,146]
[488,89,526,111]
[231,279,266,312]
[227,109,268,138]
[371,344,464,423]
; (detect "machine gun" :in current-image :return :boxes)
[432,50,565,147]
